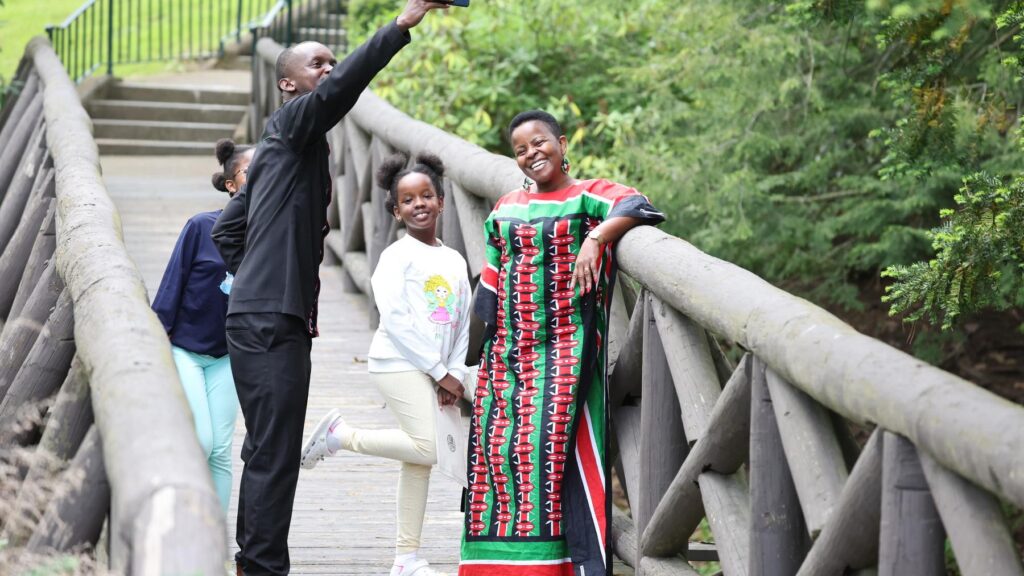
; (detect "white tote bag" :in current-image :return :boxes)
[434,398,468,488]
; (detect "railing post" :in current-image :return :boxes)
[286,0,293,46]
[878,432,946,576]
[749,356,808,575]
[236,0,245,42]
[106,0,114,76]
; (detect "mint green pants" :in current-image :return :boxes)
[172,345,238,512]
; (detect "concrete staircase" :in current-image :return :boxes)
[88,80,249,155]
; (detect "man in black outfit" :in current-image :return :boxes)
[211,2,448,574]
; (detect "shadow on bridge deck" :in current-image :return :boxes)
[101,155,465,574]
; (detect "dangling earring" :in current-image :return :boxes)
[523,177,532,190]
[561,157,571,174]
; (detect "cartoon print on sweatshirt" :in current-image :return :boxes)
[425,275,456,326]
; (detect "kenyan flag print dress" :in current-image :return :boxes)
[460,179,664,576]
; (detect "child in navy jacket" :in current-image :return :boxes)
[152,139,253,512]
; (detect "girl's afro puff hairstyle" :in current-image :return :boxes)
[376,152,447,214]
[210,138,253,193]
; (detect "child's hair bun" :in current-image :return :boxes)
[215,138,237,166]
[376,152,410,190]
[211,172,230,192]
[414,153,445,179]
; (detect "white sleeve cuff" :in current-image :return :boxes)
[428,363,449,382]
[448,366,467,385]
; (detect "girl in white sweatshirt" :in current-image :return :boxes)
[301,152,470,576]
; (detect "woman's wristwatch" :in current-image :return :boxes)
[587,228,606,245]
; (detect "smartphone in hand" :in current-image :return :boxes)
[438,0,470,6]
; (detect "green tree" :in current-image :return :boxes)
[883,171,1024,328]
[875,1,1024,328]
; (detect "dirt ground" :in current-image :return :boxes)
[833,283,1024,406]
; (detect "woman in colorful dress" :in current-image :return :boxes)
[460,111,665,576]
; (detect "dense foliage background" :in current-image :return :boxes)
[350,0,1024,372]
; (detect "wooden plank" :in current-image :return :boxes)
[361,201,375,270]
[878,432,945,576]
[919,451,1024,576]
[609,294,644,407]
[612,505,639,567]
[698,471,750,576]
[831,411,861,471]
[614,403,643,516]
[439,181,465,256]
[0,71,39,154]
[9,193,56,319]
[0,260,62,404]
[449,182,489,278]
[797,429,883,576]
[342,124,366,255]
[21,357,93,479]
[650,295,721,444]
[637,294,689,535]
[0,118,46,249]
[25,426,109,554]
[749,357,807,575]
[640,354,752,557]
[765,368,848,539]
[606,281,630,371]
[0,96,42,197]
[707,333,734,387]
[0,173,53,319]
[638,555,700,576]
[0,289,75,446]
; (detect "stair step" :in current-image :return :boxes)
[108,81,250,105]
[297,27,346,38]
[93,119,238,142]
[88,99,247,123]
[97,138,217,156]
[324,14,346,28]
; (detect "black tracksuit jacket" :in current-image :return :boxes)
[212,21,410,335]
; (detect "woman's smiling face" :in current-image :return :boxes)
[511,120,567,188]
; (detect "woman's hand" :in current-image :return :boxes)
[437,387,459,407]
[437,373,465,402]
[570,237,602,295]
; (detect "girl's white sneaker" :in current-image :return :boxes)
[392,559,446,576]
[299,408,342,469]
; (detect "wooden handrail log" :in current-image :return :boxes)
[615,226,1024,509]
[348,90,522,204]
[25,36,225,572]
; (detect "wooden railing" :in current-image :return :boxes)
[0,37,225,572]
[253,34,1024,575]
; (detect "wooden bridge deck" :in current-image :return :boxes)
[102,155,465,574]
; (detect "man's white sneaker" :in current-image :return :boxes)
[300,408,343,470]
[393,559,446,576]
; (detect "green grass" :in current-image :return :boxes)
[0,0,85,81]
[1,0,276,85]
